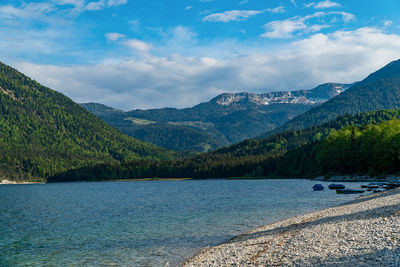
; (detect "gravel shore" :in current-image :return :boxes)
[0,179,43,184]
[182,189,400,267]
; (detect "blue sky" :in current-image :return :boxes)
[2,0,400,109]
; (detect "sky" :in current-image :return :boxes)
[1,0,400,110]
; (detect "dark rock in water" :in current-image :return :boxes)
[336,189,365,194]
[328,184,345,190]
[313,184,324,191]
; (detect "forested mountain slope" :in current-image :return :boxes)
[212,109,400,158]
[0,62,175,181]
[267,119,400,178]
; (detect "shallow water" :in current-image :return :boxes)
[0,179,366,266]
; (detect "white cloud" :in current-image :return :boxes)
[0,0,127,19]
[124,39,152,53]
[304,2,315,8]
[261,12,324,38]
[0,2,76,58]
[83,0,127,11]
[168,26,197,43]
[315,0,340,8]
[0,0,130,62]
[55,0,85,9]
[290,0,297,7]
[267,6,286,14]
[201,8,287,23]
[384,20,393,28]
[105,32,125,42]
[14,27,400,110]
[107,0,127,7]
[262,11,355,38]
[307,24,330,33]
[202,10,264,23]
[0,3,54,20]
[55,0,85,6]
[332,11,355,22]
[305,0,341,9]
[85,1,105,11]
[262,19,306,38]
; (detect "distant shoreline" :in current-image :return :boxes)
[182,189,400,266]
[0,178,194,184]
[229,175,400,182]
[0,179,45,185]
[312,175,400,183]
[108,178,193,182]
[3,175,400,184]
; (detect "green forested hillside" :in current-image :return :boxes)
[49,108,400,181]
[212,109,400,158]
[268,119,400,178]
[122,123,228,152]
[0,62,175,181]
[268,59,400,135]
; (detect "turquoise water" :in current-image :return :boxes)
[1,180,366,266]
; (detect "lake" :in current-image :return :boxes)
[0,179,367,266]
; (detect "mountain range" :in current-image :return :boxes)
[81,82,352,152]
[3,58,400,181]
[52,58,400,181]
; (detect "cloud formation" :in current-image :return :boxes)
[0,3,53,20]
[384,20,393,28]
[124,39,152,53]
[2,0,399,112]
[305,0,341,9]
[0,0,132,65]
[262,11,355,38]
[83,0,127,11]
[16,27,400,110]
[0,0,128,19]
[202,7,287,23]
[267,6,285,14]
[105,32,125,42]
[202,9,264,22]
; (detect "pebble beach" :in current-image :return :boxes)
[182,189,400,267]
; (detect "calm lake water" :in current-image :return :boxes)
[1,179,367,266]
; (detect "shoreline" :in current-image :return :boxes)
[312,175,400,182]
[3,174,399,184]
[182,189,400,266]
[0,179,45,185]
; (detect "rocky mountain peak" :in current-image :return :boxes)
[213,83,352,107]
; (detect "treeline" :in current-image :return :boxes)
[49,109,400,181]
[47,154,272,182]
